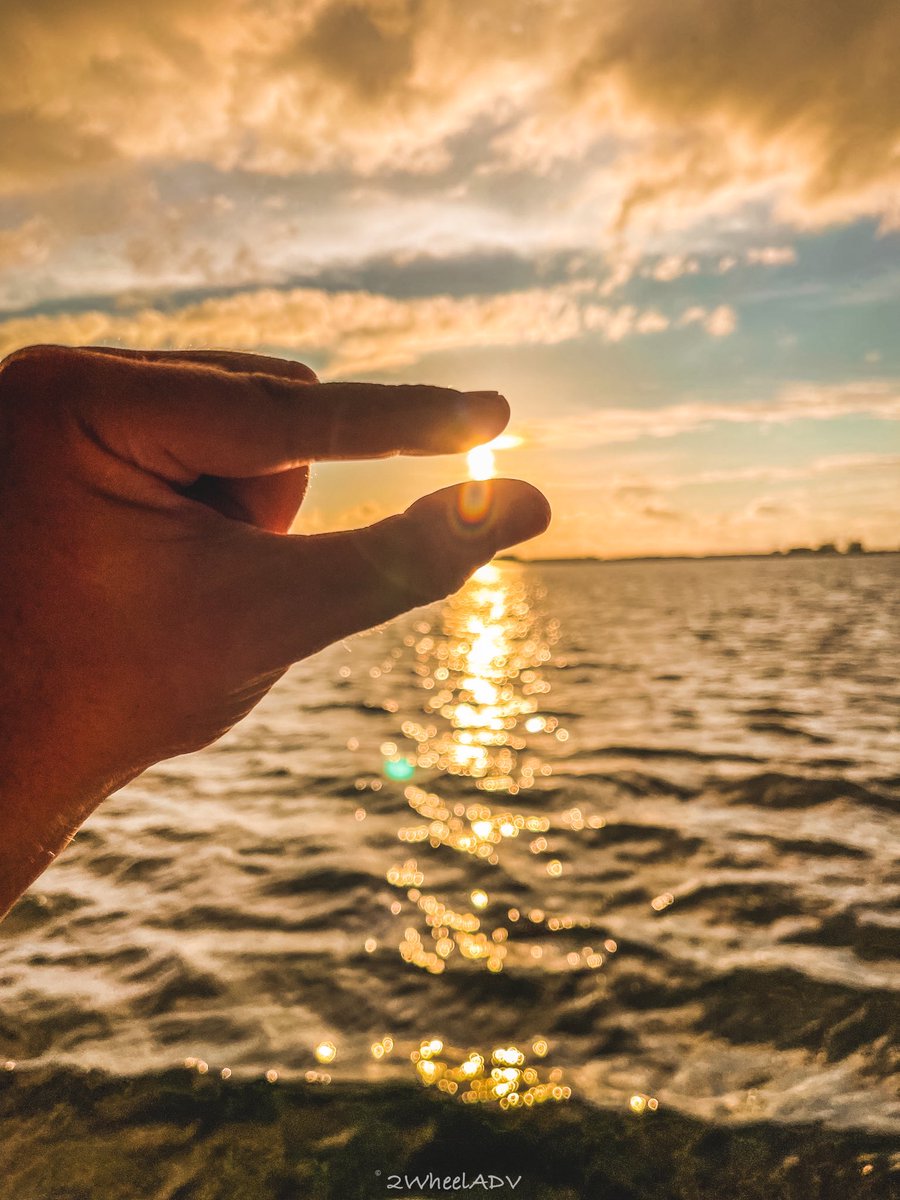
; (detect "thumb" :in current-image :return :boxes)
[248,479,551,667]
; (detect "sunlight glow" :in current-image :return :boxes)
[467,444,495,480]
[467,434,522,480]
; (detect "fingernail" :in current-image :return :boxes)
[463,389,509,417]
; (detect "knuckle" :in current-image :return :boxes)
[0,343,77,398]
[252,372,307,462]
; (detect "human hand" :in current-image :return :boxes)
[0,344,549,912]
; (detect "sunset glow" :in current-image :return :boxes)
[467,435,521,481]
[467,445,494,482]
[0,3,897,557]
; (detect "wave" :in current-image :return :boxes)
[719,772,900,813]
[579,744,767,764]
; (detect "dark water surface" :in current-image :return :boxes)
[2,557,898,1197]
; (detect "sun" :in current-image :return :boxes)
[467,444,495,480]
[466,434,521,480]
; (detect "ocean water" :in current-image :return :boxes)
[2,556,898,1197]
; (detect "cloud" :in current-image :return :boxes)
[744,498,795,520]
[562,0,900,231]
[637,503,684,523]
[582,303,677,341]
[677,304,737,337]
[671,452,900,488]
[644,254,700,282]
[519,382,900,450]
[0,284,576,371]
[0,217,52,270]
[702,305,737,337]
[540,449,900,557]
[0,281,730,372]
[745,246,797,266]
[0,0,897,238]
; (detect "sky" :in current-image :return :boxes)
[1,0,898,557]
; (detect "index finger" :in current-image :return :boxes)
[280,380,510,461]
[10,346,510,481]
[80,348,509,459]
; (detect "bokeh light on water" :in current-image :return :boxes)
[366,559,620,1106]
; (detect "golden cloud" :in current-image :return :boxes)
[0,282,727,373]
[0,0,897,233]
[0,217,52,270]
[540,448,900,557]
[518,381,900,450]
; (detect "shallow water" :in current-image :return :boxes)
[2,557,898,1159]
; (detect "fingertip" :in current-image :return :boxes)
[462,390,510,444]
[420,389,510,454]
[404,478,550,552]
[484,477,551,547]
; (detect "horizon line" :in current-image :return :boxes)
[500,547,900,565]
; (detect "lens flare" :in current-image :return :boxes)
[457,480,492,526]
[384,756,416,781]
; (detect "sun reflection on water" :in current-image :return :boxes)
[394,560,562,793]
[410,1038,571,1108]
[374,561,609,1104]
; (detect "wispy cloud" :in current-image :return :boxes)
[745,246,797,266]
[0,282,734,373]
[0,218,52,270]
[670,452,900,487]
[520,383,900,449]
[676,304,737,336]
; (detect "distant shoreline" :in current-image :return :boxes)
[500,549,900,566]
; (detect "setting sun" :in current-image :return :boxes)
[467,434,522,481]
[467,444,494,481]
